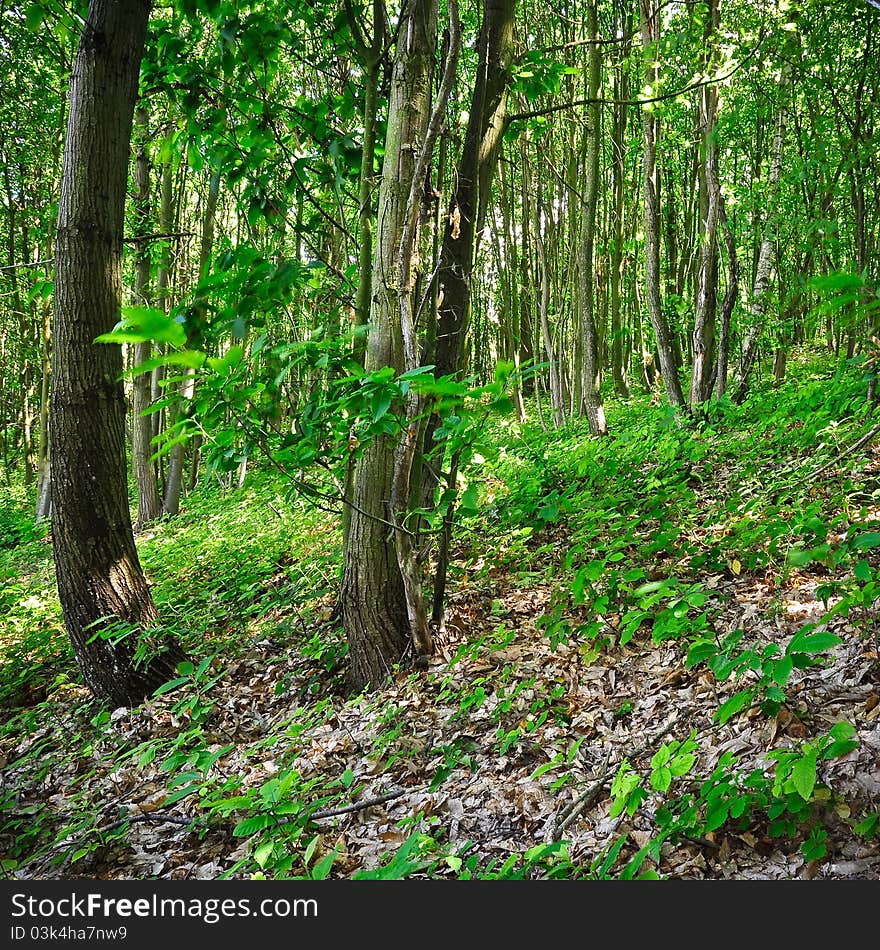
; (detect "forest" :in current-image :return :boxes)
[0,0,878,883]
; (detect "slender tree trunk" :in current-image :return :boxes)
[640,0,686,410]
[610,47,630,397]
[734,91,788,402]
[152,148,175,446]
[433,0,516,386]
[690,0,721,408]
[578,0,607,435]
[163,171,219,515]
[51,0,185,707]
[714,194,739,399]
[34,302,52,521]
[132,106,162,526]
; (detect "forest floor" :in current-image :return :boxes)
[1,354,879,880]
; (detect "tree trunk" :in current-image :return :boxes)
[432,0,516,387]
[578,0,607,436]
[132,106,163,526]
[163,170,219,515]
[690,0,721,408]
[640,0,686,410]
[610,45,630,398]
[341,0,438,691]
[51,0,185,707]
[713,194,739,399]
[734,92,788,402]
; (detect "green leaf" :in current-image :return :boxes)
[152,676,191,696]
[787,630,842,656]
[25,3,44,30]
[853,813,879,838]
[687,639,718,667]
[851,532,880,550]
[854,559,872,582]
[650,765,672,793]
[669,753,696,777]
[233,814,274,836]
[772,655,794,685]
[791,751,817,800]
[310,849,338,880]
[459,484,479,513]
[95,306,187,347]
[828,721,856,742]
[253,841,274,869]
[371,390,393,423]
[714,689,755,724]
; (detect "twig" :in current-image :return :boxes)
[811,421,880,479]
[551,715,682,839]
[307,787,408,821]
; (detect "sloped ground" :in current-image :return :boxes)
[2,362,879,879]
[3,541,877,880]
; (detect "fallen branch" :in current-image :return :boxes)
[14,787,411,874]
[550,715,682,840]
[307,788,408,821]
[811,421,880,479]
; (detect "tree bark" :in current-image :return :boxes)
[610,38,630,398]
[690,0,721,408]
[734,90,788,402]
[131,106,163,526]
[51,0,185,707]
[341,0,438,691]
[713,193,739,399]
[578,0,607,436]
[640,0,686,410]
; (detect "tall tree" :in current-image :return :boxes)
[51,0,185,706]
[690,0,722,408]
[131,105,163,526]
[341,0,439,690]
[426,0,517,620]
[640,0,686,410]
[578,0,607,435]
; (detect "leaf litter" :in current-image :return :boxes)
[2,407,880,880]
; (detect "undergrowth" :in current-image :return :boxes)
[1,351,878,879]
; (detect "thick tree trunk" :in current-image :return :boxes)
[51,0,185,707]
[341,0,438,691]
[640,0,686,410]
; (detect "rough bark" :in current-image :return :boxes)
[341,0,438,691]
[51,0,186,707]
